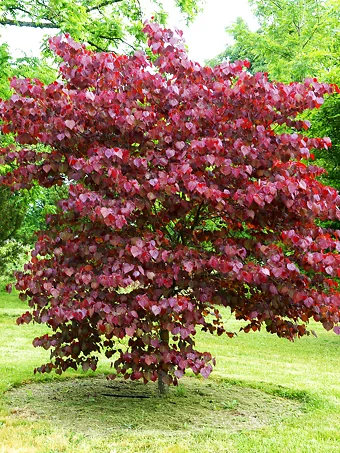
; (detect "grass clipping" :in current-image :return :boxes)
[5,375,302,435]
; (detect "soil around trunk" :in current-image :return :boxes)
[4,375,302,436]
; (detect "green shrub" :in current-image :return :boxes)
[0,239,31,290]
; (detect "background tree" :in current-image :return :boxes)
[0,41,12,99]
[212,0,340,83]
[14,184,68,245]
[0,0,203,52]
[207,17,268,74]
[0,238,31,289]
[0,187,28,244]
[307,93,340,190]
[1,24,340,392]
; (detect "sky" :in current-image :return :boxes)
[1,0,258,64]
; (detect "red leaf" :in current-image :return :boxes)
[325,266,333,275]
[174,369,184,378]
[145,355,154,365]
[64,268,74,277]
[65,119,76,130]
[287,263,298,272]
[131,246,142,257]
[125,325,136,336]
[6,284,12,294]
[200,364,213,379]
[123,263,134,274]
[100,207,111,218]
[82,361,91,372]
[151,305,161,316]
[183,261,194,273]
[149,249,159,260]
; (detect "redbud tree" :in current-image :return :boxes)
[1,22,340,391]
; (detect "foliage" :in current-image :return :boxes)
[11,56,58,86]
[0,44,28,244]
[0,239,31,289]
[0,0,203,52]
[307,93,340,190]
[0,23,340,389]
[0,185,28,245]
[215,0,340,83]
[14,185,68,245]
[207,17,267,74]
[0,167,60,248]
[0,41,11,99]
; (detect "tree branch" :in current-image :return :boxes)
[97,35,137,51]
[268,0,283,11]
[87,40,107,52]
[86,0,124,11]
[0,19,58,29]
[302,25,321,50]
[135,0,143,20]
[191,202,204,230]
[7,6,33,17]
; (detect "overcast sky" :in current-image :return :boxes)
[1,0,258,64]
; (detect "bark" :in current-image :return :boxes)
[157,371,168,396]
[0,19,58,29]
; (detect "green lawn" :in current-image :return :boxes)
[0,291,340,452]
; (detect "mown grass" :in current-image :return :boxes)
[0,291,340,452]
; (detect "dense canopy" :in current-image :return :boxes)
[1,22,340,387]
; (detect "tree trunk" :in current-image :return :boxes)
[158,328,170,396]
[157,371,168,396]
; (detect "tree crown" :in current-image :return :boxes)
[1,22,340,386]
